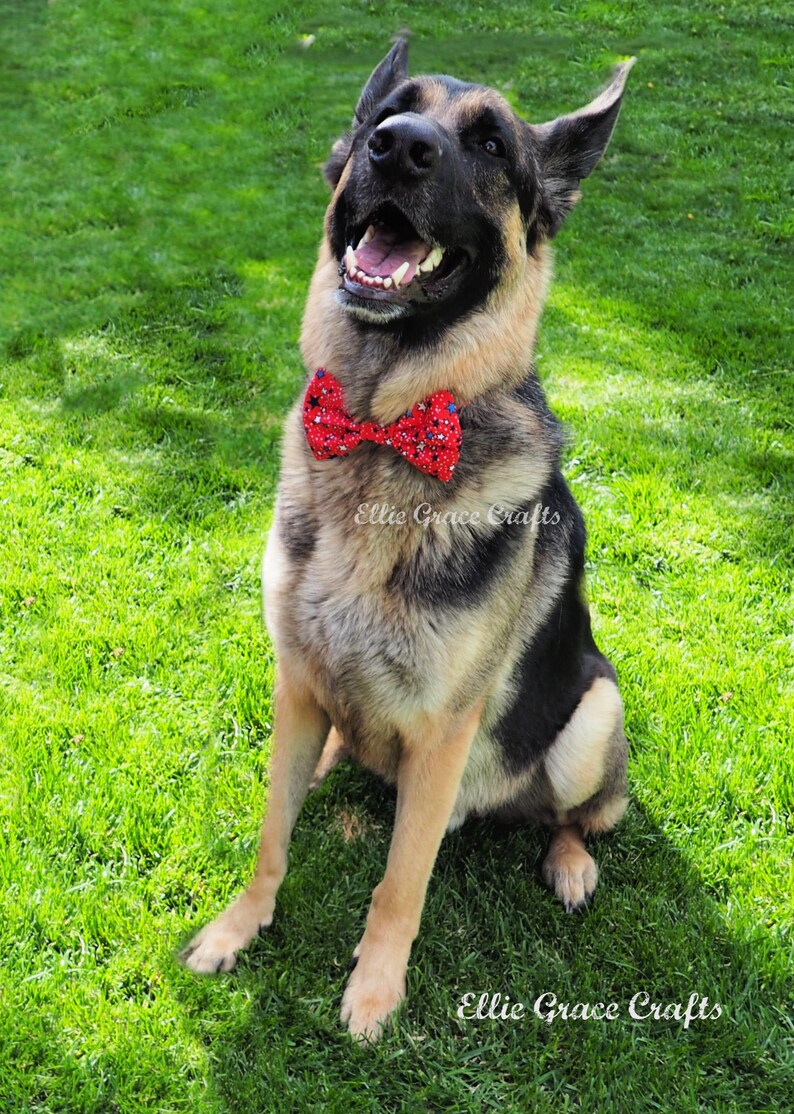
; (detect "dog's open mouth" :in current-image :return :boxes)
[340,204,468,304]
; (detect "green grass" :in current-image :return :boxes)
[1,1,792,1110]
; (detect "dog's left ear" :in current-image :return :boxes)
[533,59,635,236]
[324,40,409,190]
[353,39,409,126]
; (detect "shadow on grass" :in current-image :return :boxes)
[170,763,791,1111]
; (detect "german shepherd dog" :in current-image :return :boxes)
[184,41,634,1041]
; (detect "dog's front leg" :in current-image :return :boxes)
[341,703,482,1041]
[183,664,329,974]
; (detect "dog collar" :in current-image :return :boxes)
[302,369,462,482]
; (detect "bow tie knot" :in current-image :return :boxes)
[302,369,461,482]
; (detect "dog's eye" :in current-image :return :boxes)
[480,137,506,158]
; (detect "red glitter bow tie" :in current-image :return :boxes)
[302,369,462,482]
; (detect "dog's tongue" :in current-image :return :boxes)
[355,227,429,283]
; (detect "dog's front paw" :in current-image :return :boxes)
[181,895,272,974]
[340,955,406,1042]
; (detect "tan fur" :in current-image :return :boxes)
[541,824,598,911]
[341,702,483,1040]
[300,236,551,425]
[545,677,622,811]
[419,81,517,131]
[183,666,329,972]
[370,235,548,422]
[577,794,629,836]
[310,727,348,790]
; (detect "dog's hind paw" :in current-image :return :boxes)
[542,825,598,913]
[544,860,598,912]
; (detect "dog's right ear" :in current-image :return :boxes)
[353,39,409,126]
[532,59,635,236]
[324,40,409,189]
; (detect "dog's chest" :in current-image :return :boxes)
[266,406,548,766]
[293,524,459,708]
[264,502,490,769]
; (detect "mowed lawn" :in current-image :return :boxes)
[1,1,792,1110]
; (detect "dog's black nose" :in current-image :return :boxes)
[367,113,442,180]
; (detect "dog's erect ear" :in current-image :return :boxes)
[324,40,409,190]
[533,59,635,237]
[353,39,409,126]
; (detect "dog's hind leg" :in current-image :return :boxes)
[341,702,483,1042]
[182,664,329,974]
[539,675,628,912]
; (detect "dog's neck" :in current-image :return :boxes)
[300,240,553,425]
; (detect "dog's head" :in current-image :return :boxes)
[323,41,633,331]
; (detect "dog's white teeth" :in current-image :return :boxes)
[354,225,376,250]
[345,246,358,273]
[382,276,393,289]
[391,261,410,288]
[373,275,383,286]
[419,246,445,273]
